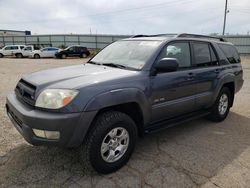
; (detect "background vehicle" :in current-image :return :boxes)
[14,45,35,58]
[0,45,25,58]
[55,45,90,58]
[30,47,60,59]
[6,34,243,174]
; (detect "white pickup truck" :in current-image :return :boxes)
[14,46,35,58]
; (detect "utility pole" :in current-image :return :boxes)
[222,0,228,35]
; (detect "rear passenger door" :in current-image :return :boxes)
[191,41,221,110]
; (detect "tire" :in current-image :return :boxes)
[34,54,40,59]
[0,53,3,58]
[80,53,87,58]
[61,54,67,59]
[16,53,23,58]
[80,111,137,174]
[207,87,232,122]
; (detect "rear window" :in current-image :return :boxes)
[218,44,240,64]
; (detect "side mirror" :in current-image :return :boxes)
[155,58,179,73]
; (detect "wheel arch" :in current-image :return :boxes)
[84,88,151,136]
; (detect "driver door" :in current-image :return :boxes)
[150,41,196,123]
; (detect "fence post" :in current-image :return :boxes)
[95,35,98,50]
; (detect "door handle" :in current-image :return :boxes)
[214,69,221,74]
[186,72,194,80]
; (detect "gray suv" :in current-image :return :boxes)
[6,34,244,173]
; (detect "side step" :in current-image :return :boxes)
[145,111,210,134]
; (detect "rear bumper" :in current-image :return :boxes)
[6,93,97,147]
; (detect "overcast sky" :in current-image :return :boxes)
[0,0,249,35]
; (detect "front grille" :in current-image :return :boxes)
[15,79,36,106]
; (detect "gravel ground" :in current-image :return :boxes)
[0,57,250,188]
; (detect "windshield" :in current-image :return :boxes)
[91,40,162,70]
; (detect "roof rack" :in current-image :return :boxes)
[176,33,226,42]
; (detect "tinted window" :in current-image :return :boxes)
[193,42,210,64]
[193,42,218,67]
[49,48,58,51]
[158,42,191,68]
[20,46,25,49]
[11,46,18,50]
[218,44,240,64]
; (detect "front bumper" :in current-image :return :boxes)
[6,93,97,147]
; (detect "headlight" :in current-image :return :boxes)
[35,89,78,109]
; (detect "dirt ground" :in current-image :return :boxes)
[0,56,250,188]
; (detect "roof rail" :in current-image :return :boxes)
[176,33,226,42]
[131,33,176,38]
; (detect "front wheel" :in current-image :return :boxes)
[61,54,67,59]
[80,111,137,174]
[34,54,40,59]
[207,87,232,122]
[0,53,3,58]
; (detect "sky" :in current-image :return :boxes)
[0,0,249,35]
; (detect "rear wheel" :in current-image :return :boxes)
[0,53,3,58]
[34,54,40,59]
[80,53,87,58]
[207,87,232,122]
[80,111,137,174]
[15,53,23,58]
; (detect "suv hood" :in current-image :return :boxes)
[22,64,139,89]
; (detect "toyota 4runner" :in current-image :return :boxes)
[6,33,244,174]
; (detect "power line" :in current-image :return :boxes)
[0,0,195,25]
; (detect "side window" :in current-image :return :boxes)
[4,46,12,50]
[193,42,211,67]
[158,42,191,68]
[24,47,32,51]
[68,47,74,52]
[20,46,25,49]
[209,45,217,63]
[218,44,240,64]
[11,46,18,50]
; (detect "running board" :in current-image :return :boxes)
[145,111,210,133]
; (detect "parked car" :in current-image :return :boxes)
[55,45,90,58]
[14,45,35,58]
[30,47,60,59]
[0,45,25,58]
[6,34,243,174]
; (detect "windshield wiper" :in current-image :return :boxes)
[88,60,101,65]
[102,63,127,69]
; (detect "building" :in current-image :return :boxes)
[0,29,31,36]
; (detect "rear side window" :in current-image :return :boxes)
[218,44,240,64]
[11,46,18,50]
[193,42,218,67]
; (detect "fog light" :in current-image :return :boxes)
[33,129,60,140]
